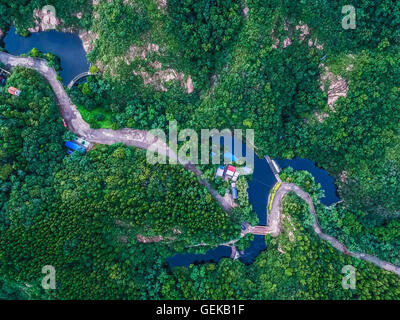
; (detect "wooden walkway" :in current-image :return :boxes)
[248,226,268,235]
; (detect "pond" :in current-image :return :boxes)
[2,28,339,267]
[3,27,89,85]
[168,246,232,269]
[168,139,340,268]
[275,158,340,206]
[168,138,276,268]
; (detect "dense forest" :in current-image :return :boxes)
[0,0,399,299]
[162,171,400,300]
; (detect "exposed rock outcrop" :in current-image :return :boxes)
[137,234,164,243]
[136,233,175,243]
[121,43,194,93]
[25,5,98,55]
[28,8,61,32]
[320,64,349,110]
[272,20,323,50]
[78,29,99,54]
[186,76,194,94]
[156,0,167,10]
[314,64,349,122]
[126,43,160,62]
[243,6,249,20]
[340,170,348,183]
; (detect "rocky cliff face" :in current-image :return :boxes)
[28,8,61,32]
[26,7,99,55]
[77,30,99,54]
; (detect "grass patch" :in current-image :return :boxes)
[76,105,114,129]
[325,53,356,76]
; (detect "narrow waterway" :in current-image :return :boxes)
[168,138,340,267]
[3,49,399,276]
[276,158,340,206]
[1,29,340,268]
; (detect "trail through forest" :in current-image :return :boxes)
[265,183,400,276]
[0,52,234,212]
[1,52,399,276]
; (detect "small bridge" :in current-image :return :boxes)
[248,226,269,235]
[0,67,10,75]
[265,155,281,182]
[67,72,95,89]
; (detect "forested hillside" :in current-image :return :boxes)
[0,67,239,298]
[0,0,399,299]
[0,0,92,33]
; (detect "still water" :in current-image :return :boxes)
[2,28,339,267]
[3,27,89,84]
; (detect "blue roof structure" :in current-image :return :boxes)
[232,187,238,199]
[65,141,85,153]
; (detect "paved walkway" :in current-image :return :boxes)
[2,52,399,276]
[0,52,234,212]
[249,182,400,276]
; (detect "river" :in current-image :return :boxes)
[2,28,340,268]
[167,138,340,268]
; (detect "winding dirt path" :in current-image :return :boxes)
[252,182,400,276]
[2,52,399,276]
[0,52,233,212]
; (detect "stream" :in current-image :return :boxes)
[3,29,340,268]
